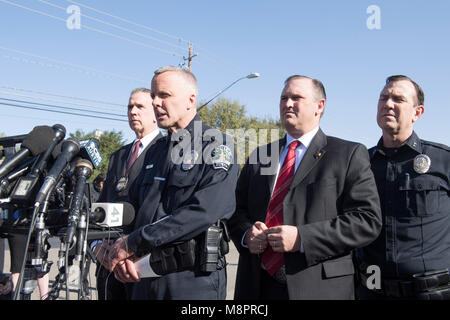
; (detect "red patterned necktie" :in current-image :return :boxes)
[126,140,141,175]
[262,140,300,275]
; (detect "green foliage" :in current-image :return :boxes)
[70,129,125,181]
[198,98,285,167]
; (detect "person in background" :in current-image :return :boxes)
[92,88,161,300]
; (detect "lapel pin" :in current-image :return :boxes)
[314,151,323,159]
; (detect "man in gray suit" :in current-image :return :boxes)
[93,88,161,300]
[229,75,382,299]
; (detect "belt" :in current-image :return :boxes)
[359,264,450,299]
[360,273,416,297]
[262,265,287,285]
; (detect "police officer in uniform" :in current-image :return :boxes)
[92,88,161,300]
[357,75,450,300]
[107,66,239,300]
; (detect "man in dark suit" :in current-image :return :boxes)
[229,75,382,300]
[93,88,161,300]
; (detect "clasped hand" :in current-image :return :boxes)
[245,221,301,254]
[94,236,140,283]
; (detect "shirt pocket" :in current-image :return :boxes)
[163,166,203,208]
[399,176,443,216]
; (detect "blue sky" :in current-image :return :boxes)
[1,0,449,147]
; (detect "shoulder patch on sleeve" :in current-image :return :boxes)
[212,145,232,171]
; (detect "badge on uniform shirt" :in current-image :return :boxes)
[211,145,232,171]
[182,150,199,171]
[115,176,128,192]
[414,154,431,174]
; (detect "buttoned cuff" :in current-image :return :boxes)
[90,240,103,251]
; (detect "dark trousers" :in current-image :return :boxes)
[260,269,289,300]
[96,265,131,300]
[130,268,227,300]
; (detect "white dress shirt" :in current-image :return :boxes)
[131,128,161,158]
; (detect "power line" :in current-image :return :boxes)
[0,85,124,107]
[0,0,183,57]
[0,97,127,118]
[39,0,187,52]
[0,90,126,113]
[63,0,240,71]
[65,0,191,44]
[0,101,128,122]
[0,46,147,83]
[1,111,129,129]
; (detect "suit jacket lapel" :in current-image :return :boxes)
[119,143,133,177]
[290,129,327,189]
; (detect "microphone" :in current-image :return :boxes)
[35,138,81,205]
[79,138,103,169]
[31,124,66,177]
[0,126,55,179]
[65,159,93,246]
[8,124,66,204]
[0,156,38,198]
[90,202,135,227]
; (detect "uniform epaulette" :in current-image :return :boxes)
[421,140,450,152]
[368,146,378,159]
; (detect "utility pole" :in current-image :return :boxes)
[188,43,193,71]
[186,43,197,71]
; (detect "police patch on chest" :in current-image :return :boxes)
[414,154,431,174]
[182,150,199,171]
[212,145,232,171]
[115,176,128,192]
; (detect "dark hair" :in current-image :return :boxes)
[93,172,106,184]
[284,75,326,101]
[386,75,424,106]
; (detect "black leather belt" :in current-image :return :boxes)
[272,266,287,285]
[359,265,450,299]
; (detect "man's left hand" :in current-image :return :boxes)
[265,225,301,252]
[108,236,134,271]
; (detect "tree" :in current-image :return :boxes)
[70,129,125,181]
[198,98,285,167]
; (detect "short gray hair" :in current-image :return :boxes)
[130,87,151,96]
[153,65,198,94]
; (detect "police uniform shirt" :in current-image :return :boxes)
[126,115,239,256]
[360,131,450,277]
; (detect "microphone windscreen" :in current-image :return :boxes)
[121,202,136,226]
[51,140,63,160]
[21,126,54,156]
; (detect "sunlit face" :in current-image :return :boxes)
[127,91,156,139]
[151,71,196,131]
[279,78,324,137]
[377,80,423,137]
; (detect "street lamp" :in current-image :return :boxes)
[197,72,260,111]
